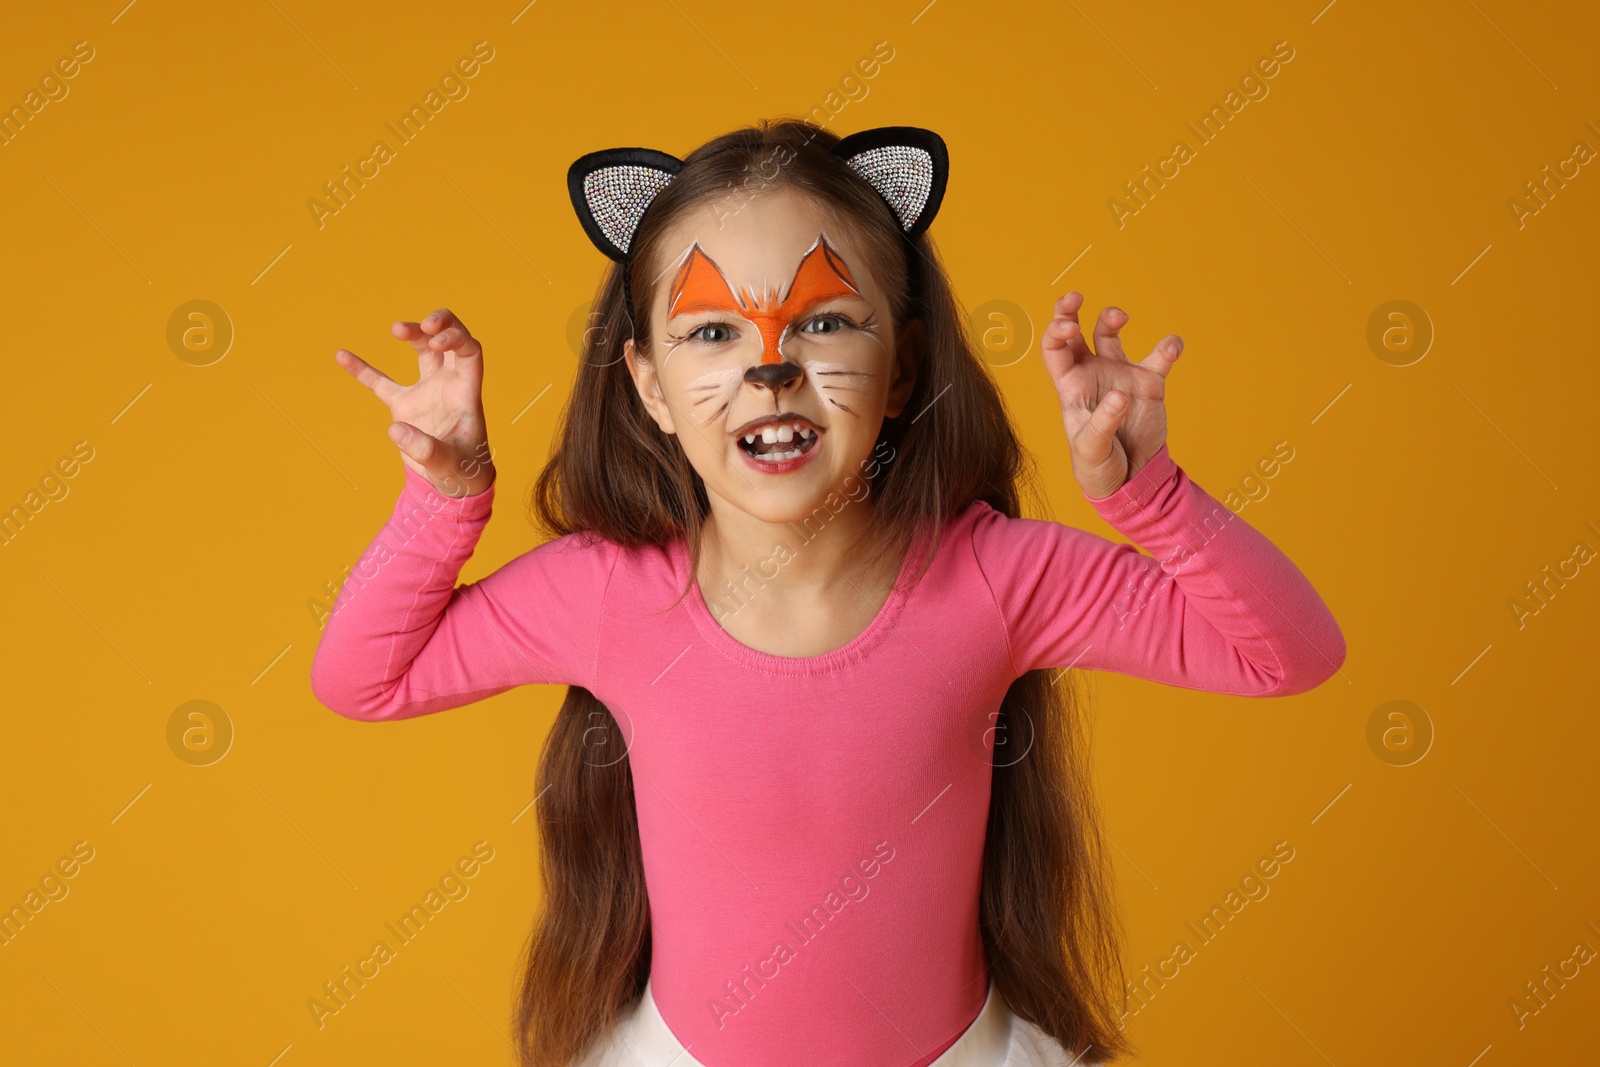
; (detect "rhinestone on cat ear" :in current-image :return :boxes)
[827,125,948,241]
[567,147,683,321]
[566,147,686,263]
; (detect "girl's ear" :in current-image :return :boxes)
[624,337,677,436]
[885,318,925,419]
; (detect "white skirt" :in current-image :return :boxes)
[572,978,1103,1067]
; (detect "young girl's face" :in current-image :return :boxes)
[624,186,921,526]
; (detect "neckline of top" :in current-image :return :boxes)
[671,514,938,675]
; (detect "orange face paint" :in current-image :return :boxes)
[666,233,862,364]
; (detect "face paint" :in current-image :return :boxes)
[662,232,882,366]
[648,227,891,445]
[680,364,747,423]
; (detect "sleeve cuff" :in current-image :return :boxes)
[1083,442,1179,523]
[402,465,496,521]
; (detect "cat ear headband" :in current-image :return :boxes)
[565,125,949,322]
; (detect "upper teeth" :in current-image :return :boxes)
[747,422,813,445]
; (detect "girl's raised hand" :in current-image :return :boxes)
[334,308,496,498]
[1040,292,1182,500]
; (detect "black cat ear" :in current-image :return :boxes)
[830,126,949,241]
[567,147,685,262]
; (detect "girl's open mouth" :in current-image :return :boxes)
[737,422,820,464]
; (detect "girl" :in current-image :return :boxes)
[311,119,1346,1067]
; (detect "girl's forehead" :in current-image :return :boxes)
[649,188,881,311]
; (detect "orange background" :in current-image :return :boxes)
[3,1,1597,1064]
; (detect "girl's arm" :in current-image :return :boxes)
[309,467,619,721]
[970,441,1345,694]
[983,291,1344,694]
[311,308,615,721]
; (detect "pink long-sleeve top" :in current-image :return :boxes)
[310,442,1345,1067]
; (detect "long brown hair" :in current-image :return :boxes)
[514,118,1133,1065]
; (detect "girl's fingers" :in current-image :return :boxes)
[1055,291,1086,324]
[1093,307,1130,362]
[1053,293,1094,361]
[1138,334,1184,378]
[394,320,440,360]
[420,308,460,336]
[430,325,483,361]
[389,310,456,372]
[389,309,482,379]
[334,348,400,404]
[1042,296,1094,379]
[419,310,472,376]
[387,421,441,468]
[1076,389,1128,464]
[1040,316,1083,379]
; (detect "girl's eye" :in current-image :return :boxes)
[801,314,854,336]
[689,322,736,344]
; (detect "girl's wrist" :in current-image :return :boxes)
[1083,443,1177,520]
[440,464,496,499]
[403,463,497,510]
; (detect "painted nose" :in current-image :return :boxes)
[743,361,802,395]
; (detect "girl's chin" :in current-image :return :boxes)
[715,483,857,527]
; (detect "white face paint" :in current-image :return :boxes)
[678,364,746,418]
